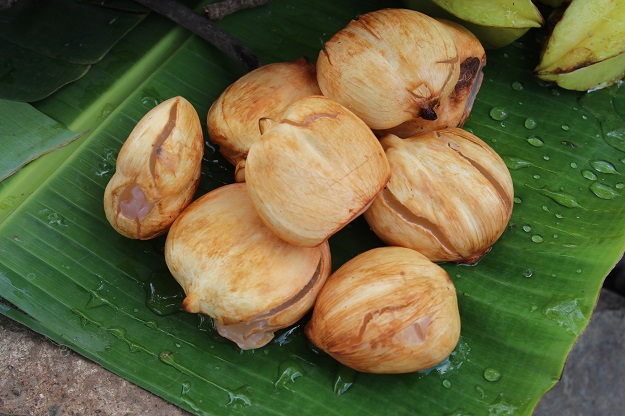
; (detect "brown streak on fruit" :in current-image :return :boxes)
[149,100,179,179]
[249,259,324,324]
[381,188,459,256]
[454,57,482,96]
[445,142,512,212]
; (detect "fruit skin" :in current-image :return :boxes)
[164,183,331,350]
[383,19,486,137]
[245,95,390,248]
[535,0,625,90]
[404,0,543,49]
[364,128,514,264]
[206,58,321,180]
[305,246,460,374]
[316,8,460,132]
[103,96,203,240]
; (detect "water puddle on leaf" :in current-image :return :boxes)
[226,386,252,409]
[144,271,185,316]
[580,83,625,152]
[107,326,146,353]
[159,351,252,408]
[0,195,19,210]
[37,208,68,227]
[544,298,586,336]
[274,360,305,391]
[333,364,356,396]
[95,148,117,178]
[273,324,302,346]
[489,394,519,416]
[420,336,470,377]
[180,381,204,415]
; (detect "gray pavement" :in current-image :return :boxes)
[1,288,624,415]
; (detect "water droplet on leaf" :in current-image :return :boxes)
[524,118,537,129]
[590,160,619,174]
[483,368,502,382]
[589,183,621,199]
[582,170,598,180]
[536,188,581,208]
[527,136,544,147]
[489,107,508,121]
[511,81,523,91]
[503,156,532,170]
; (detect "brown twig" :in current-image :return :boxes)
[204,0,272,20]
[134,0,261,72]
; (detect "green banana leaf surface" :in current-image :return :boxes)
[0,0,147,102]
[0,99,83,181]
[1,1,625,415]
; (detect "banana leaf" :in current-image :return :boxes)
[0,0,147,101]
[1,1,625,415]
[0,99,83,182]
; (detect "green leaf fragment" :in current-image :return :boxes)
[0,99,83,182]
[0,0,147,101]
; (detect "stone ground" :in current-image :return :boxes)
[1,263,624,416]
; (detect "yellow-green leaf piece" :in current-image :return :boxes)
[422,0,543,28]
[404,0,541,49]
[540,51,625,91]
[0,99,83,182]
[535,0,569,7]
[461,24,530,49]
[536,0,625,76]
